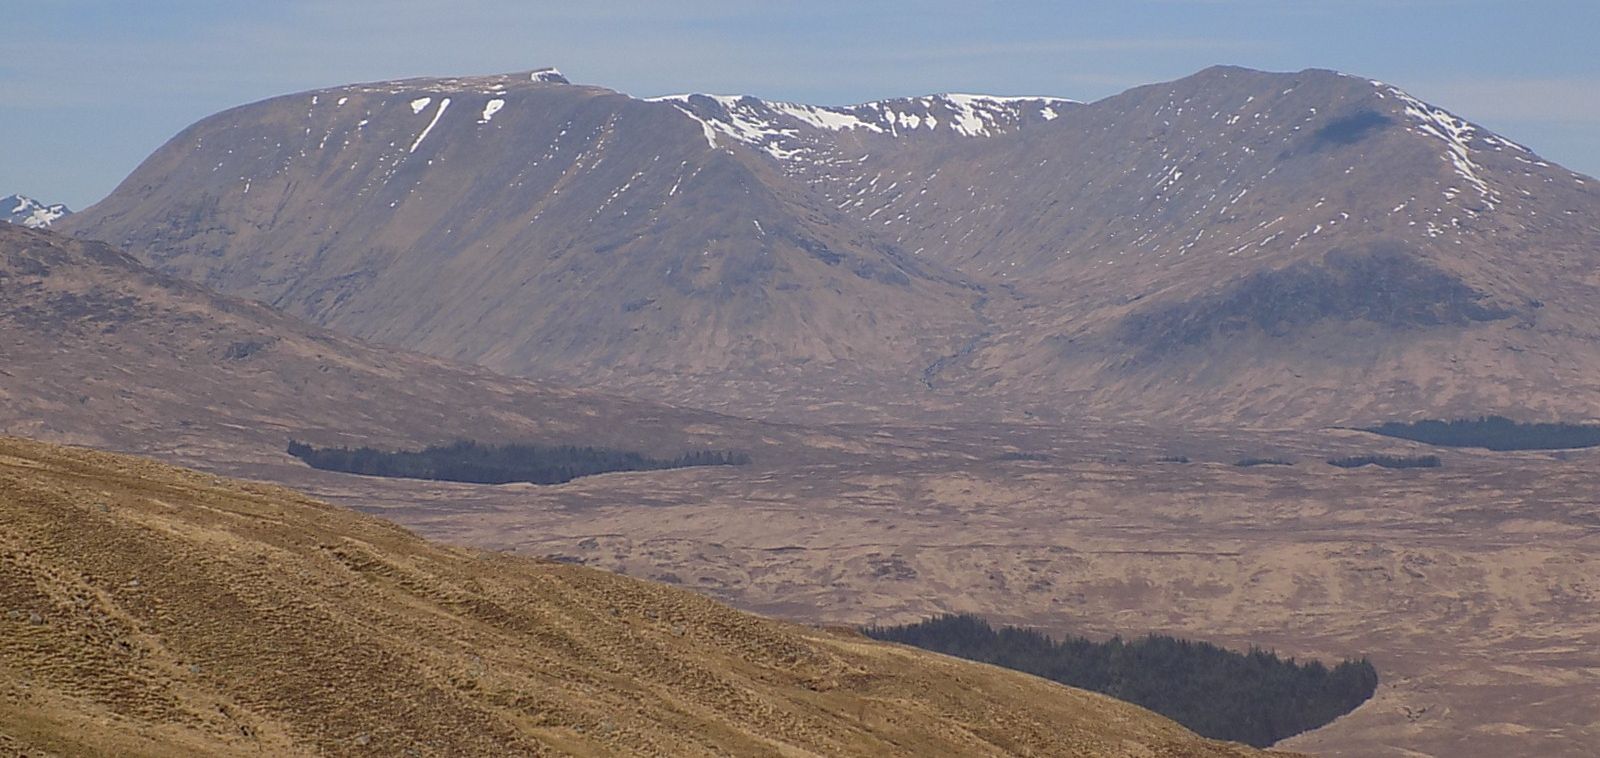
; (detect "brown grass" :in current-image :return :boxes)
[0,437,1272,757]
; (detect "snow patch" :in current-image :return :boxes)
[479,98,505,124]
[409,97,450,153]
[1384,85,1500,210]
[653,101,721,149]
[2,194,70,228]
[766,101,885,133]
[649,91,1073,161]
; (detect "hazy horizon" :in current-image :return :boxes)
[6,1,1599,210]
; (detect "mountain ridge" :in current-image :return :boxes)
[2,194,71,229]
[0,222,806,476]
[61,64,1600,425]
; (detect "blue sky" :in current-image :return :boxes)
[5,0,1599,209]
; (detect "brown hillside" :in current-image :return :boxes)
[0,222,813,474]
[0,437,1273,757]
[60,70,979,416]
[62,66,1600,425]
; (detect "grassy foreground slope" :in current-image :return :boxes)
[0,437,1273,757]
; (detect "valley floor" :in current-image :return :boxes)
[268,422,1600,758]
[0,436,1269,757]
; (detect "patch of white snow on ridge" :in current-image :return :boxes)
[897,94,1076,137]
[410,97,432,114]
[961,94,1079,105]
[530,68,565,83]
[409,98,450,153]
[1383,84,1500,210]
[766,101,885,133]
[940,95,991,136]
[647,90,1072,159]
[479,98,506,123]
[3,195,70,228]
[647,98,721,149]
[648,95,810,156]
[23,207,66,227]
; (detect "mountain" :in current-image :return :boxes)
[2,194,70,228]
[0,222,787,474]
[0,436,1271,757]
[62,66,1600,425]
[847,66,1600,425]
[60,69,984,416]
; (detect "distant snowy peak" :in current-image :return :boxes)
[649,92,1075,159]
[528,68,568,84]
[1322,72,1576,216]
[325,68,571,99]
[864,93,1078,136]
[2,195,71,229]
[1363,78,1537,211]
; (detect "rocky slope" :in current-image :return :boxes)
[0,222,792,474]
[2,195,70,229]
[61,70,981,413]
[0,436,1273,757]
[63,66,1600,425]
[855,66,1600,425]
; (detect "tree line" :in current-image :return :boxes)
[1364,416,1600,451]
[863,614,1377,748]
[1327,454,1440,469]
[1235,457,1293,467]
[287,439,750,485]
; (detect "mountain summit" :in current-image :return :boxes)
[62,66,1600,425]
[3,194,70,228]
